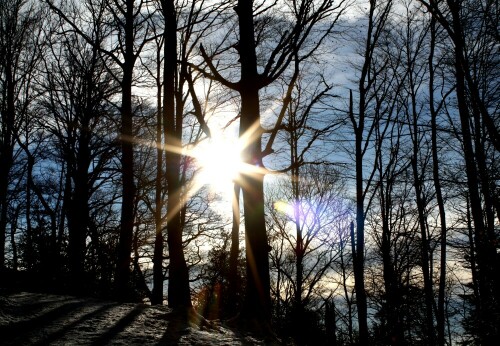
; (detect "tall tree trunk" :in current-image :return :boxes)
[236,0,271,328]
[452,31,495,346]
[408,70,435,344]
[379,180,403,345]
[290,104,305,341]
[350,3,394,338]
[350,89,369,344]
[68,144,90,293]
[67,118,91,293]
[115,0,137,300]
[68,41,100,293]
[422,0,500,338]
[163,0,192,311]
[293,192,305,342]
[152,40,164,306]
[429,16,447,346]
[411,143,435,344]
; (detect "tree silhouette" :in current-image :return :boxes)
[198,0,344,331]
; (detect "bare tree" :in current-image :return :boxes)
[417,0,500,341]
[0,0,43,271]
[158,0,229,312]
[39,1,119,293]
[398,6,436,341]
[347,1,394,342]
[47,0,154,299]
[269,165,350,343]
[427,14,450,346]
[198,0,346,330]
[160,0,193,311]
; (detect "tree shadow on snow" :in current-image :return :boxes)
[35,302,118,345]
[1,300,87,342]
[91,305,146,346]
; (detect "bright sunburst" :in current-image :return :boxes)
[180,121,266,201]
[191,136,245,195]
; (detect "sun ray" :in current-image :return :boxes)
[131,119,269,203]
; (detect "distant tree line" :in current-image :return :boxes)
[1,0,498,345]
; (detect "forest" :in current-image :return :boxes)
[0,0,499,345]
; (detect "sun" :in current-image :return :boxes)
[191,136,245,194]
[187,121,267,199]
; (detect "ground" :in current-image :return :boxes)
[0,292,278,345]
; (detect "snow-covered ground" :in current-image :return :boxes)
[0,292,277,345]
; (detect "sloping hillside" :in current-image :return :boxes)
[0,292,276,345]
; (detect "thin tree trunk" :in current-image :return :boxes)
[152,39,164,305]
[163,0,192,311]
[290,107,304,341]
[429,16,447,346]
[0,139,11,271]
[466,196,480,301]
[115,0,137,300]
[228,182,241,314]
[408,72,435,344]
[350,88,369,344]
[411,148,436,344]
[450,8,496,340]
[26,152,35,270]
[340,237,354,345]
[380,182,402,345]
[424,0,500,338]
[0,48,15,270]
